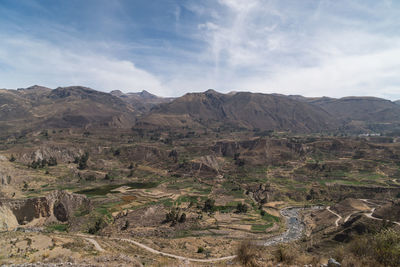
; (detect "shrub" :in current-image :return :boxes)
[9,154,16,162]
[121,220,129,231]
[113,148,120,156]
[104,173,114,181]
[197,247,204,253]
[48,156,57,166]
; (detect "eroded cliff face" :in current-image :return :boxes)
[0,190,90,231]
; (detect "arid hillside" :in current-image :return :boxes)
[0,86,136,135]
[294,95,400,133]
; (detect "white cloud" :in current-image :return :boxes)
[0,35,167,95]
[1,1,399,100]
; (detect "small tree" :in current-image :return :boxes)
[40,159,47,168]
[78,152,89,170]
[169,150,178,163]
[178,213,186,223]
[9,154,16,162]
[23,181,28,191]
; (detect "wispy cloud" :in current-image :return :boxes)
[190,0,400,99]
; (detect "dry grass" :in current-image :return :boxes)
[236,240,258,267]
[337,228,400,267]
[274,244,298,264]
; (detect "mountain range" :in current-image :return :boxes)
[1,85,400,135]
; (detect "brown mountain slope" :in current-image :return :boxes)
[137,90,338,133]
[0,86,136,135]
[308,97,400,122]
[287,95,400,133]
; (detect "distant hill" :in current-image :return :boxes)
[395,100,400,106]
[137,89,338,133]
[2,85,400,135]
[0,86,135,135]
[111,90,174,113]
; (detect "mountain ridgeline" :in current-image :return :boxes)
[1,85,400,135]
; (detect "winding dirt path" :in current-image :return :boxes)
[364,207,400,226]
[357,199,400,226]
[76,233,105,252]
[116,237,236,263]
[326,206,342,227]
[76,233,236,263]
[344,212,357,223]
[74,207,310,263]
[85,237,105,252]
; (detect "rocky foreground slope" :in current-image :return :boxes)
[0,190,90,231]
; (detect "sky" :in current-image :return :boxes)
[0,0,399,99]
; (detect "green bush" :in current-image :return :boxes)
[77,152,89,170]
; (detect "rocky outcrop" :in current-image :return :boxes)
[19,145,82,164]
[0,190,90,231]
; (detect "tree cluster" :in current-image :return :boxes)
[29,157,57,169]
